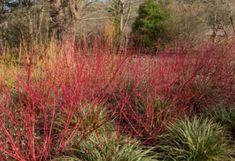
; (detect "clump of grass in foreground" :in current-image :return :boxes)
[206,104,235,138]
[54,125,156,161]
[155,117,234,161]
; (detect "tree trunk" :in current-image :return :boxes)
[49,0,78,42]
[61,0,77,43]
[230,17,235,33]
[211,23,217,42]
[49,0,62,40]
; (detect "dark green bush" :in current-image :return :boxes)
[132,0,170,48]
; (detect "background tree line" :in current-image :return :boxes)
[0,0,235,53]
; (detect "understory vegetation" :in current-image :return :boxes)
[0,38,234,160]
[0,0,235,160]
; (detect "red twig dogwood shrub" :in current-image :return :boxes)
[102,42,235,144]
[0,51,107,160]
[0,38,234,159]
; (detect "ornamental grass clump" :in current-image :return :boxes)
[55,125,156,161]
[155,117,234,161]
[206,104,235,137]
